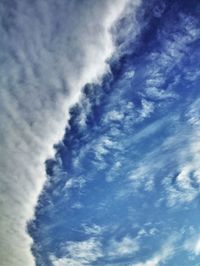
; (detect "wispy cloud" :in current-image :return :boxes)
[132,236,177,266]
[50,238,103,266]
[184,235,200,257]
[107,235,140,258]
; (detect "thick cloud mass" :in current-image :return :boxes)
[29,0,200,265]
[0,1,130,265]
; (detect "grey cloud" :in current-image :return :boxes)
[0,0,130,265]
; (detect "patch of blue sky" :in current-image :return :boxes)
[29,0,200,265]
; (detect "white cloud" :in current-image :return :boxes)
[83,224,104,236]
[184,236,200,256]
[165,164,199,207]
[0,0,136,265]
[143,13,200,102]
[165,100,200,206]
[64,176,86,190]
[140,99,155,119]
[94,136,115,161]
[50,238,103,266]
[144,87,177,100]
[132,236,176,266]
[125,96,200,207]
[106,110,125,121]
[107,235,140,257]
[106,161,122,182]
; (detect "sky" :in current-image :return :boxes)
[1,0,200,266]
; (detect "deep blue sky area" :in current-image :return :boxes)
[28,1,200,265]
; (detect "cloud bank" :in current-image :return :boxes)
[0,0,131,265]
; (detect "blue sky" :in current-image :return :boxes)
[27,1,200,265]
[1,0,200,265]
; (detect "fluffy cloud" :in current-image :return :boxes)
[0,0,132,265]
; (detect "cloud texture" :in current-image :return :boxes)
[0,1,130,265]
[28,0,200,265]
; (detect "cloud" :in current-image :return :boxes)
[0,0,131,265]
[144,87,177,100]
[20,2,200,265]
[82,224,104,236]
[107,235,140,258]
[124,97,200,206]
[64,176,86,190]
[139,99,154,119]
[132,236,176,266]
[50,238,103,266]
[51,234,140,265]
[163,100,200,206]
[184,235,200,256]
[142,12,200,101]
